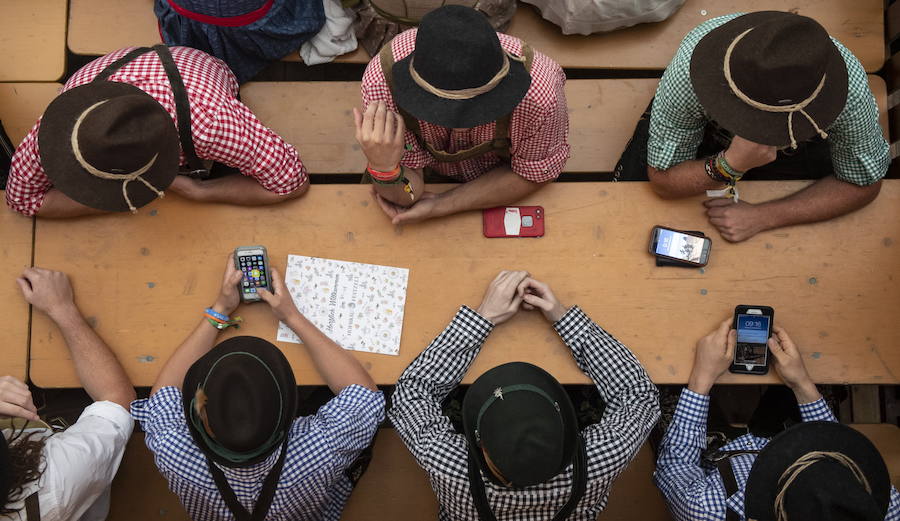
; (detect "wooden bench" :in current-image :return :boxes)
[0,83,61,381]
[0,0,67,81]
[67,0,884,72]
[29,181,900,388]
[108,428,671,520]
[241,76,888,175]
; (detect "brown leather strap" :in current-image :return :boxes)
[378,38,534,164]
[716,459,741,521]
[24,492,40,521]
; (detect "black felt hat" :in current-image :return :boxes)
[690,11,848,148]
[182,336,297,468]
[391,5,532,129]
[462,362,577,488]
[38,82,179,213]
[745,422,891,521]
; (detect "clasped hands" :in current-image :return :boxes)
[475,271,568,326]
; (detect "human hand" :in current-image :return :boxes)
[354,101,406,172]
[0,376,39,421]
[704,198,768,242]
[476,270,530,325]
[769,325,820,403]
[257,268,300,322]
[373,189,440,225]
[16,268,77,320]
[687,318,736,395]
[724,136,777,172]
[213,255,243,316]
[517,278,567,323]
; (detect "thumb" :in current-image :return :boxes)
[353,107,363,130]
[257,287,274,303]
[704,198,733,208]
[725,329,736,360]
[16,278,33,301]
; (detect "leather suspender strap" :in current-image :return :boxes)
[467,434,588,521]
[24,492,40,521]
[92,47,155,82]
[716,458,741,521]
[377,39,534,164]
[151,44,207,176]
[205,437,289,521]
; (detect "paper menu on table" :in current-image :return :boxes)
[276,255,409,356]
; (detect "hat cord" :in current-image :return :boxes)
[723,28,829,150]
[409,51,525,101]
[70,100,166,213]
[749,450,871,521]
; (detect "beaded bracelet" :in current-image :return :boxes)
[705,156,729,183]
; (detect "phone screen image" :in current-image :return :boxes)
[655,229,706,263]
[237,249,268,297]
[735,314,770,367]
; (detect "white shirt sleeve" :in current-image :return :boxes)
[38,401,134,521]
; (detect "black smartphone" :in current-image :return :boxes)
[649,225,711,267]
[233,245,270,303]
[729,305,775,375]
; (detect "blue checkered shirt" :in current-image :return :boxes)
[389,306,660,520]
[654,388,900,521]
[131,384,384,520]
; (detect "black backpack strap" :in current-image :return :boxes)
[206,437,289,521]
[716,458,741,521]
[92,47,154,83]
[467,434,588,521]
[24,491,40,521]
[151,44,208,177]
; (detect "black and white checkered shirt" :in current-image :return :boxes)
[389,306,660,520]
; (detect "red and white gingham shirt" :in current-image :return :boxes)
[361,30,569,183]
[6,46,306,216]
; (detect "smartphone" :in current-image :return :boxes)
[648,226,711,267]
[729,305,775,375]
[483,206,544,238]
[233,246,270,303]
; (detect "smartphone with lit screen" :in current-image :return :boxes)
[648,225,711,267]
[729,305,775,375]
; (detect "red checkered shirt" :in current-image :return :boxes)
[361,30,569,183]
[6,46,306,216]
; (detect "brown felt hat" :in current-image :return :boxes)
[38,82,179,213]
[690,11,848,148]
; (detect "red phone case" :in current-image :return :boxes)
[483,206,544,238]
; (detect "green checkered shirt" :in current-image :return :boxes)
[648,13,888,186]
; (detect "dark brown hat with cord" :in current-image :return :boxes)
[37,81,179,213]
[689,11,849,149]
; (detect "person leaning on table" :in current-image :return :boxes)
[5,45,309,218]
[0,268,136,520]
[389,270,660,520]
[130,256,384,520]
[354,5,569,226]
[615,11,888,243]
[654,318,900,521]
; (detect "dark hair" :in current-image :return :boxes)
[0,422,49,515]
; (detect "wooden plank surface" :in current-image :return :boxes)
[0,83,62,143]
[66,0,884,72]
[850,424,900,487]
[30,180,900,387]
[0,0,67,81]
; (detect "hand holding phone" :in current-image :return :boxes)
[234,246,271,303]
[687,317,736,395]
[649,226,711,267]
[729,305,774,375]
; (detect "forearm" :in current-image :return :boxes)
[753,177,881,232]
[282,311,376,393]
[430,166,546,217]
[151,312,221,394]
[50,305,135,408]
[36,189,107,218]
[648,161,723,199]
[188,175,309,206]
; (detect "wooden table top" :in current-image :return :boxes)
[0,201,33,382]
[30,181,900,387]
[67,0,885,72]
[0,0,67,81]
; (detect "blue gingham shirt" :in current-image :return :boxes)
[389,306,660,520]
[654,388,900,521]
[131,384,384,520]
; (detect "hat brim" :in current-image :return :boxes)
[182,336,297,468]
[745,421,891,520]
[38,82,180,213]
[690,11,848,147]
[391,53,532,129]
[462,362,577,486]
